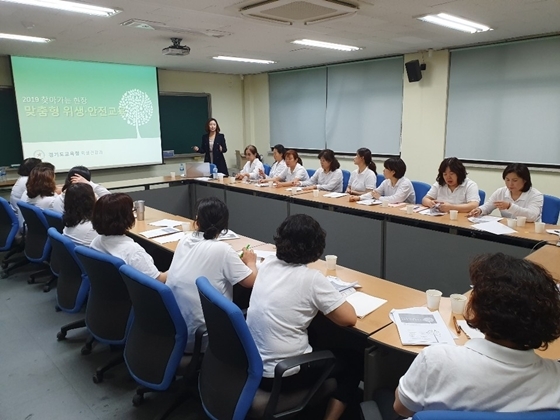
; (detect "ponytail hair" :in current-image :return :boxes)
[285,149,303,165]
[272,144,286,159]
[318,149,340,172]
[244,145,262,161]
[357,148,377,176]
[195,197,229,240]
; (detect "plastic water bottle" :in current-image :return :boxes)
[179,163,185,177]
[0,167,6,183]
[212,165,218,179]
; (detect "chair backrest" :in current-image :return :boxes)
[412,181,431,205]
[376,174,385,188]
[479,190,486,205]
[341,170,351,192]
[413,411,560,420]
[17,201,51,262]
[0,197,18,252]
[119,264,188,391]
[196,276,263,420]
[75,246,131,345]
[542,194,560,224]
[48,228,89,313]
[307,168,316,179]
[43,209,64,233]
[263,163,271,176]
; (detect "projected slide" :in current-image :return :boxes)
[11,56,162,171]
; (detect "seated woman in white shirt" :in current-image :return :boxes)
[10,157,42,213]
[350,157,415,204]
[468,163,543,222]
[346,148,377,195]
[299,149,344,193]
[90,193,167,283]
[62,183,98,246]
[272,149,309,188]
[236,145,264,181]
[246,214,357,420]
[19,163,60,227]
[166,197,257,352]
[422,157,479,213]
[51,165,110,213]
[393,253,560,418]
[258,144,287,181]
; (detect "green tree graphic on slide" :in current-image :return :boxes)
[119,89,153,139]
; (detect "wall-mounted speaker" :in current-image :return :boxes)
[405,60,426,83]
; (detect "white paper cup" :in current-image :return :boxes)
[535,221,545,234]
[170,171,176,179]
[268,181,273,188]
[406,204,414,215]
[450,293,467,315]
[449,210,458,220]
[217,173,224,182]
[426,289,442,310]
[325,255,337,270]
[516,216,527,227]
[181,222,192,232]
[506,218,517,228]
[313,190,319,197]
[381,200,389,208]
[229,176,236,184]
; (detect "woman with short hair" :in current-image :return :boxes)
[273,149,309,187]
[10,157,42,212]
[62,183,98,246]
[259,144,287,180]
[299,149,343,192]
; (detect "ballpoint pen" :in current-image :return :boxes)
[452,316,461,334]
[240,244,250,258]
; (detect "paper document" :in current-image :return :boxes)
[468,215,503,224]
[546,229,560,236]
[323,192,348,198]
[471,221,516,235]
[457,320,484,339]
[391,307,456,346]
[328,276,360,292]
[189,230,240,242]
[194,177,212,181]
[286,187,302,192]
[255,183,274,187]
[356,199,382,206]
[153,232,185,244]
[139,227,181,239]
[400,205,427,212]
[390,203,408,208]
[254,250,276,260]
[148,219,183,228]
[418,208,446,216]
[346,292,387,319]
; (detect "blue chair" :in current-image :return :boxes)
[263,163,271,176]
[196,276,335,420]
[0,197,27,278]
[48,228,89,340]
[44,209,64,233]
[307,168,316,178]
[479,190,486,205]
[75,246,131,382]
[342,169,351,192]
[376,174,385,187]
[412,181,431,205]
[542,194,560,224]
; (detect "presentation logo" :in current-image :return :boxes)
[119,89,154,139]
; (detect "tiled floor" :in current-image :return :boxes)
[0,263,206,420]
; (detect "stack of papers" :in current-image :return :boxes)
[323,192,348,198]
[286,187,302,192]
[139,227,180,239]
[391,307,456,345]
[471,221,516,235]
[418,208,446,216]
[148,219,183,228]
[356,199,382,206]
[468,215,503,224]
[153,232,185,244]
[188,230,240,241]
[328,276,360,292]
[346,292,387,319]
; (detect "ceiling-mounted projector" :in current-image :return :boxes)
[162,38,190,56]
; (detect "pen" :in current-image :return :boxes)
[452,316,461,334]
[240,244,250,258]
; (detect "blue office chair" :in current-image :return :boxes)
[376,174,385,188]
[196,276,336,420]
[479,190,486,205]
[44,209,64,233]
[542,194,560,224]
[263,163,271,176]
[412,181,431,205]
[0,197,27,278]
[48,228,89,340]
[119,265,203,416]
[307,168,316,179]
[75,246,131,383]
[342,169,351,192]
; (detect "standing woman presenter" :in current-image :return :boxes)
[193,118,229,176]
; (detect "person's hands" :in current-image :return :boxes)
[371,190,381,200]
[349,196,360,202]
[218,145,222,152]
[493,201,511,210]
[71,174,89,184]
[235,173,244,180]
[424,198,436,208]
[291,180,300,186]
[468,208,482,217]
[192,146,199,152]
[241,248,257,265]
[258,168,265,177]
[437,202,453,213]
[346,186,352,194]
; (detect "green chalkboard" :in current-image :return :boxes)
[159,93,210,155]
[0,88,24,167]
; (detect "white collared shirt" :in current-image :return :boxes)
[367,177,416,204]
[241,159,264,180]
[301,168,343,192]
[267,160,287,179]
[426,178,480,204]
[398,338,560,413]
[348,168,377,192]
[18,191,59,228]
[10,176,27,213]
[278,163,309,183]
[478,186,543,222]
[63,221,98,246]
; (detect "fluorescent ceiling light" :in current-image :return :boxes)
[0,0,121,17]
[213,56,275,64]
[291,39,361,52]
[0,32,53,43]
[418,13,491,33]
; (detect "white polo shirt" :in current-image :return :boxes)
[241,159,265,180]
[478,186,543,222]
[426,178,480,204]
[348,168,377,192]
[301,168,343,192]
[63,221,98,246]
[90,235,160,279]
[166,235,252,352]
[278,163,309,183]
[367,177,416,204]
[10,176,27,213]
[398,338,560,413]
[246,256,346,377]
[18,191,59,228]
[267,160,287,179]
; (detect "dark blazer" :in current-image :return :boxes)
[199,133,228,176]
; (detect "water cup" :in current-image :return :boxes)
[450,294,467,315]
[217,173,224,182]
[313,189,319,197]
[229,176,236,184]
[426,289,442,310]
[212,173,218,179]
[406,204,414,215]
[506,218,517,228]
[516,216,527,227]
[170,171,176,179]
[325,255,337,270]
[268,181,273,188]
[449,210,458,220]
[381,200,389,208]
[181,221,192,232]
[535,221,545,233]
[135,200,145,221]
